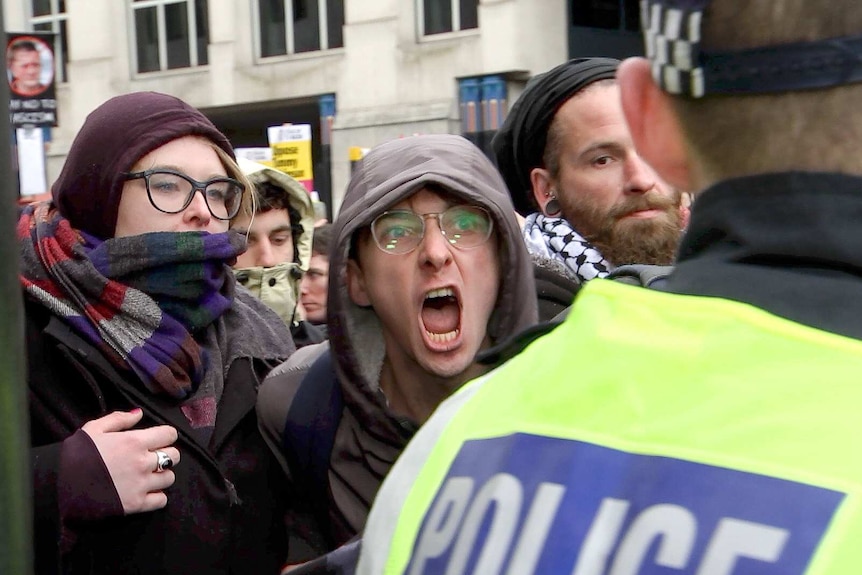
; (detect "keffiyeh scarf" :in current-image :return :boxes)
[19,202,244,427]
[523,212,612,282]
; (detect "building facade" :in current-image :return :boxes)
[4,0,642,215]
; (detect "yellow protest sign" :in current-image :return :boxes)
[267,124,314,192]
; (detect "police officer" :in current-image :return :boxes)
[357,0,862,572]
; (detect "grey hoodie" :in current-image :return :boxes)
[258,134,538,556]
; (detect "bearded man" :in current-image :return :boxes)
[493,57,689,282]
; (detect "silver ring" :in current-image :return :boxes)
[154,450,173,472]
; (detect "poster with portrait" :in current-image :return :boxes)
[6,32,57,128]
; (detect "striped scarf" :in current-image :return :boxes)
[19,202,244,426]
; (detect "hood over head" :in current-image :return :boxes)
[328,134,538,432]
[52,91,234,240]
[233,158,316,325]
[236,157,315,270]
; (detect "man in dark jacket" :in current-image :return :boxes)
[257,134,538,564]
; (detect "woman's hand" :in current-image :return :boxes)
[82,409,181,515]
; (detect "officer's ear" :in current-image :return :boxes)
[618,57,693,192]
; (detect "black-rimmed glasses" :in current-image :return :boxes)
[370,205,494,255]
[123,169,245,220]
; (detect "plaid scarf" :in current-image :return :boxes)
[19,202,244,424]
[523,212,612,282]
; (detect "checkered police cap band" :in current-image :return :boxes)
[642,0,862,98]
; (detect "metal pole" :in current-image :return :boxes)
[0,0,34,572]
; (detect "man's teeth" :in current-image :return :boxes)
[426,328,459,343]
[425,287,455,300]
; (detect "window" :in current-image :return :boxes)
[256,0,344,58]
[419,0,478,36]
[29,0,68,83]
[131,0,209,73]
[458,75,505,159]
[571,0,640,32]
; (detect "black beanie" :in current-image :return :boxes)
[491,58,619,216]
[51,91,234,239]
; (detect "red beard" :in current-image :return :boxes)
[562,189,684,266]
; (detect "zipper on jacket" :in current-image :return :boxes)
[225,479,242,506]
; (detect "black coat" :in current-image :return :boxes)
[27,300,289,575]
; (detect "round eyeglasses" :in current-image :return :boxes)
[370,205,494,255]
[123,169,245,221]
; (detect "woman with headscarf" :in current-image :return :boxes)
[23,92,294,574]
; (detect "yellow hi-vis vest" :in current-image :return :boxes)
[358,279,862,575]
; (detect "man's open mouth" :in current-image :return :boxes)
[421,287,461,344]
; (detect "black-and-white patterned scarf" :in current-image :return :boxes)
[523,212,612,282]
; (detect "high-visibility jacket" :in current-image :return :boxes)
[358,279,862,574]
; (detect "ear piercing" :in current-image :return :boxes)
[545,191,561,217]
